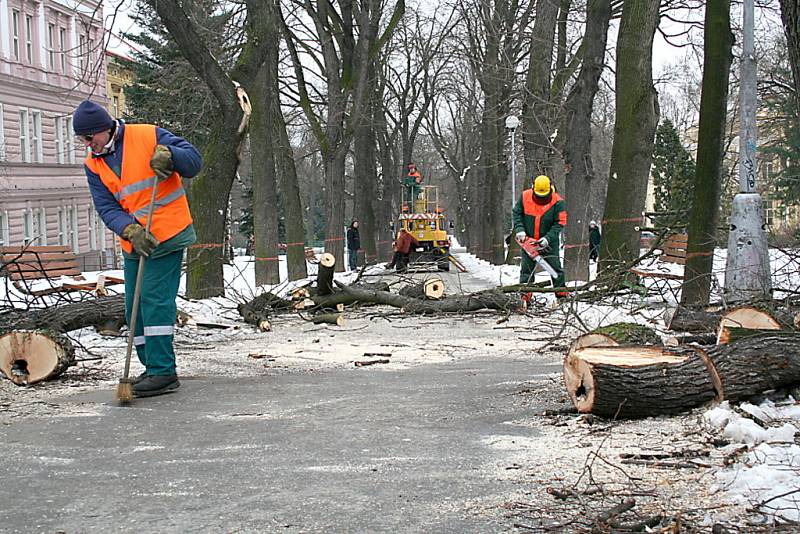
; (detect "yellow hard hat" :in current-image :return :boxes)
[533,175,551,197]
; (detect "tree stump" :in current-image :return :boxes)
[698,333,800,402]
[564,334,714,419]
[0,330,76,385]
[316,253,336,296]
[399,277,445,300]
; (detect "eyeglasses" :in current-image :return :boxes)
[77,133,95,142]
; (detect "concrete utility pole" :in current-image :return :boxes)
[506,115,520,212]
[724,0,772,302]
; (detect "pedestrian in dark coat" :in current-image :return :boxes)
[589,221,601,262]
[346,220,361,271]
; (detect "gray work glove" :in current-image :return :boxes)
[536,237,549,249]
[515,231,527,242]
[122,224,159,257]
[150,145,173,181]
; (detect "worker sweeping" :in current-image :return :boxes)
[73,101,202,398]
[512,174,568,295]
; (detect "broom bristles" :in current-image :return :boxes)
[116,379,134,404]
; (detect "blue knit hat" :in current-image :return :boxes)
[72,100,114,135]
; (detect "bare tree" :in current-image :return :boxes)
[599,0,660,274]
[561,0,612,283]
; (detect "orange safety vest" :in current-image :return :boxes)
[521,189,567,240]
[85,124,193,253]
[408,170,422,184]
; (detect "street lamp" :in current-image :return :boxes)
[505,115,520,209]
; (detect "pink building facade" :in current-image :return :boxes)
[0,0,114,269]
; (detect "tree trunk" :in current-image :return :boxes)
[700,333,800,402]
[250,62,281,285]
[599,0,660,275]
[0,330,76,385]
[564,343,715,419]
[780,0,800,107]
[680,0,733,306]
[267,0,307,282]
[590,322,660,345]
[562,0,612,283]
[0,295,126,333]
[715,306,784,344]
[522,0,559,176]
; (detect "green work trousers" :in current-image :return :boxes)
[519,250,565,288]
[124,249,183,376]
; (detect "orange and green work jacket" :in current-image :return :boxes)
[512,189,567,248]
[84,124,194,254]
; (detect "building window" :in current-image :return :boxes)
[764,198,775,227]
[78,34,86,73]
[98,216,106,249]
[0,212,9,246]
[19,108,30,163]
[0,103,5,162]
[34,207,47,245]
[25,15,33,64]
[88,207,97,250]
[55,116,64,164]
[66,117,76,163]
[48,24,56,70]
[12,11,20,61]
[69,205,79,253]
[112,95,120,117]
[31,110,43,163]
[59,27,67,72]
[23,211,33,245]
[57,208,67,245]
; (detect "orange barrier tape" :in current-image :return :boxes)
[255,256,279,262]
[564,243,589,249]
[324,236,345,242]
[685,251,714,259]
[285,241,305,247]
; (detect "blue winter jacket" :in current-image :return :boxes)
[83,121,203,236]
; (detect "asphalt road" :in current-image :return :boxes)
[0,356,560,533]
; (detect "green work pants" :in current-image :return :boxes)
[519,250,565,288]
[124,249,183,376]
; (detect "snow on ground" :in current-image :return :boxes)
[2,244,800,528]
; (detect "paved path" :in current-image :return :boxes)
[0,356,560,533]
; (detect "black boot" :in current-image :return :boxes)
[133,375,180,397]
[133,372,148,384]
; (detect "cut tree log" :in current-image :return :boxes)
[237,291,293,327]
[316,253,336,296]
[563,334,714,419]
[310,313,343,326]
[399,277,445,300]
[0,330,76,385]
[697,333,800,402]
[716,306,783,344]
[590,323,660,345]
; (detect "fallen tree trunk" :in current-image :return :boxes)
[699,333,800,402]
[716,306,786,344]
[564,334,714,419]
[0,295,126,333]
[310,313,343,326]
[664,305,723,333]
[237,291,293,327]
[0,330,76,384]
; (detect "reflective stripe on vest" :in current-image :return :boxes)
[85,124,193,253]
[522,190,566,239]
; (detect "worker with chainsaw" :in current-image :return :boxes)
[387,228,419,273]
[74,100,202,398]
[512,174,567,293]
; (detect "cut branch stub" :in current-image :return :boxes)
[398,277,445,300]
[716,306,782,344]
[0,330,76,385]
[564,337,714,419]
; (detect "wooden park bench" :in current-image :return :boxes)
[0,245,122,296]
[629,233,688,282]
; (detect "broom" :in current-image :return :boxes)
[117,177,160,404]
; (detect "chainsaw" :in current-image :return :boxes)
[516,236,559,278]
